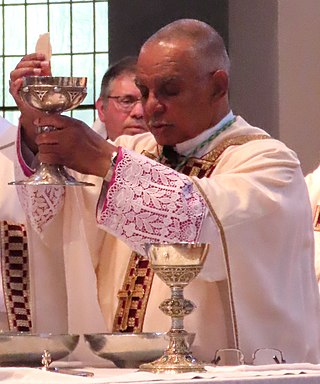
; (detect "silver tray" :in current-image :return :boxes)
[84,332,195,368]
[0,332,79,366]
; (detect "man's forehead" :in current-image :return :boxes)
[139,38,192,61]
[113,72,135,83]
[138,39,197,73]
[136,59,197,89]
[135,66,183,86]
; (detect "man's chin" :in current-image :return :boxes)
[125,126,148,136]
[152,135,175,147]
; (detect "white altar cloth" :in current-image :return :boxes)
[2,363,320,384]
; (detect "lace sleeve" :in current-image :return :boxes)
[97,147,207,255]
[14,122,65,234]
[16,185,65,234]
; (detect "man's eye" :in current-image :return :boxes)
[162,86,179,96]
[120,96,135,105]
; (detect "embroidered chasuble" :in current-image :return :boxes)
[17,115,320,363]
[113,134,269,333]
[0,220,31,331]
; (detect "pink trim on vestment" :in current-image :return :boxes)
[17,119,34,177]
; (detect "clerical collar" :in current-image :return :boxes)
[175,111,235,157]
[159,111,236,170]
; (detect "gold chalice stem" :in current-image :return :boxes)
[164,286,194,356]
[140,242,209,373]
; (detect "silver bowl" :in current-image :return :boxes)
[20,76,87,113]
[84,332,195,368]
[0,332,79,366]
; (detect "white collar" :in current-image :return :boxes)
[175,111,235,156]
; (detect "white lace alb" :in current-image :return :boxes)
[97,148,207,255]
[17,185,65,234]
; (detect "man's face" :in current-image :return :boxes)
[96,73,148,141]
[135,40,218,146]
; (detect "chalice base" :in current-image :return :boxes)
[139,352,206,374]
[9,164,94,186]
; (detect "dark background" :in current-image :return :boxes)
[108,0,228,63]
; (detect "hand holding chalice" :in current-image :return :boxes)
[10,76,93,186]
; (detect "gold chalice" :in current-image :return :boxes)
[139,242,209,374]
[10,76,93,186]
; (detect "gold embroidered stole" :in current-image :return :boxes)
[0,220,32,331]
[313,205,320,231]
[112,134,270,333]
[113,252,154,332]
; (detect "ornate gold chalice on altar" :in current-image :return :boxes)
[140,242,209,374]
[10,76,93,186]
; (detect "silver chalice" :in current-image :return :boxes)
[10,76,93,186]
[139,242,209,374]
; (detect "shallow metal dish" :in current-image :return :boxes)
[0,332,79,366]
[84,332,195,368]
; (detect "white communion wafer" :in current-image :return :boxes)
[35,32,52,61]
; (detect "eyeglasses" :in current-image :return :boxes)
[212,348,245,366]
[252,348,286,365]
[107,95,142,112]
[212,348,286,366]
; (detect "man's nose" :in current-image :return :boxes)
[144,93,165,116]
[130,100,144,118]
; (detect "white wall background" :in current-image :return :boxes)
[229,0,320,175]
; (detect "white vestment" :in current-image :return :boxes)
[92,117,107,139]
[0,117,25,330]
[305,165,320,281]
[0,117,106,362]
[0,117,24,223]
[17,115,320,364]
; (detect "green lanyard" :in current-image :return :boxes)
[159,116,236,171]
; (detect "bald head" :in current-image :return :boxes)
[135,19,231,145]
[142,19,230,74]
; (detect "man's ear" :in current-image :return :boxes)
[96,97,106,122]
[211,70,229,100]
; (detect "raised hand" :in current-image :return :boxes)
[9,53,52,153]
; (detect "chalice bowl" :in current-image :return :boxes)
[10,76,93,186]
[140,242,209,374]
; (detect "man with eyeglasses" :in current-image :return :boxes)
[94,56,148,141]
[10,19,320,364]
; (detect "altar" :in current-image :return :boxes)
[3,363,320,384]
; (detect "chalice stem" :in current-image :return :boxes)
[170,286,185,331]
[34,125,77,184]
[140,242,209,373]
[166,286,191,355]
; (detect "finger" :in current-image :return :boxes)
[40,60,52,76]
[10,67,42,82]
[15,60,42,70]
[34,115,70,129]
[15,59,50,73]
[9,78,24,108]
[9,78,23,93]
[37,142,60,153]
[20,53,46,62]
[10,53,49,81]
[38,152,60,165]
